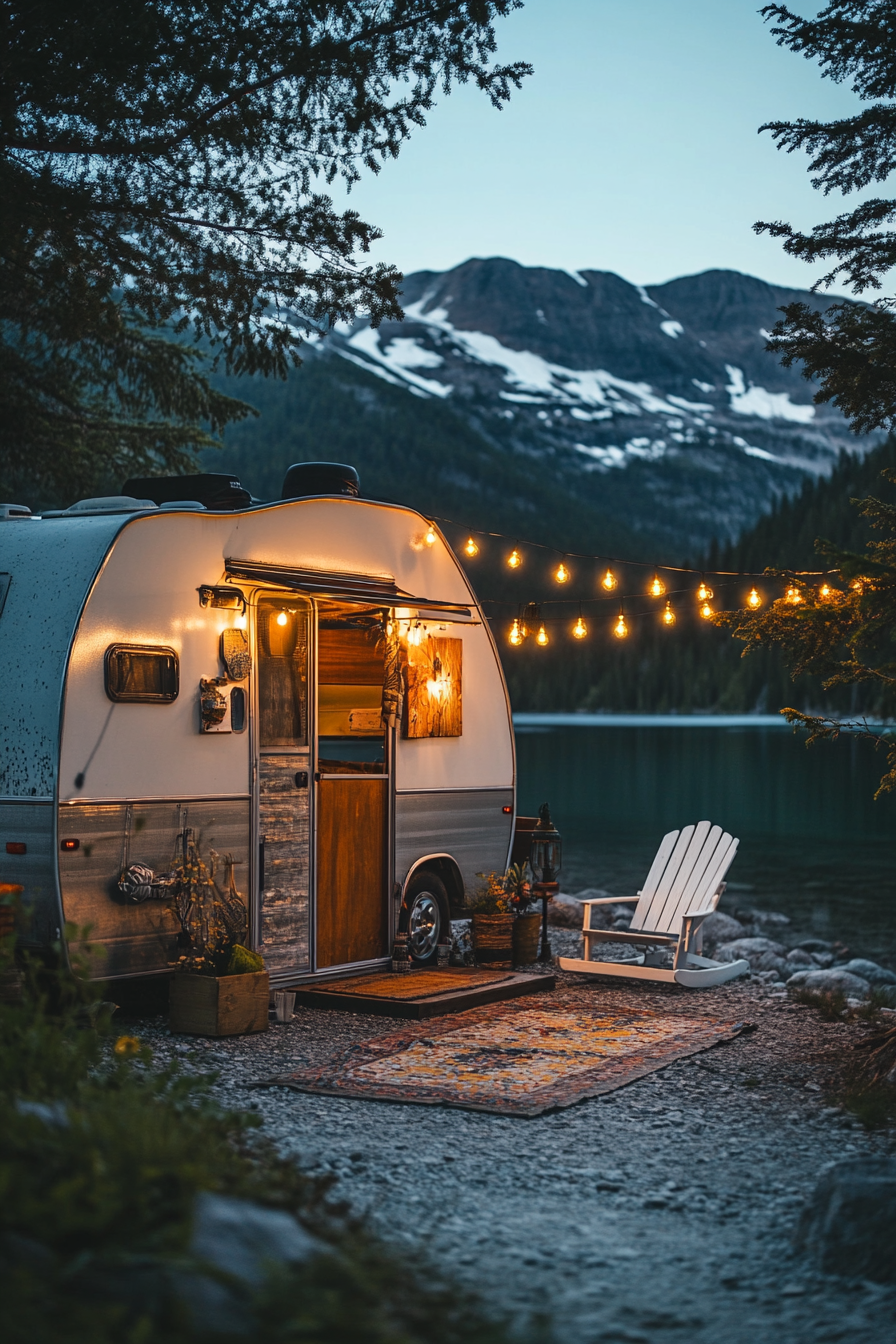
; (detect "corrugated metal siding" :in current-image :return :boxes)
[0,801,59,946]
[258,756,311,974]
[57,797,250,978]
[0,517,123,798]
[395,789,514,898]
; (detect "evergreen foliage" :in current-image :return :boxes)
[755,2,896,433]
[1,2,529,506]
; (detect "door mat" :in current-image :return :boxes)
[255,999,751,1117]
[298,969,514,1001]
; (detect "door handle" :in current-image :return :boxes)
[294,771,309,789]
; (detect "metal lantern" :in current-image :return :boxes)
[529,802,562,885]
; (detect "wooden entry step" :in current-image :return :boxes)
[288,967,556,1019]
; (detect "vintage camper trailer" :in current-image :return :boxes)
[0,467,515,983]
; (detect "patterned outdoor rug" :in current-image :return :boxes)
[256,999,750,1117]
[295,968,514,1002]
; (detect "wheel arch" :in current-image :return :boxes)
[401,853,465,919]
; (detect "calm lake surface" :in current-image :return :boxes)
[514,715,896,967]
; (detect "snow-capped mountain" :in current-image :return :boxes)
[328,258,862,498]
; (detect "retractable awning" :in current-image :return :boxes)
[224,558,472,617]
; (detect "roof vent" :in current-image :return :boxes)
[0,503,33,520]
[64,496,157,514]
[281,462,360,500]
[122,474,251,511]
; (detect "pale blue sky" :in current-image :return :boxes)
[332,0,868,292]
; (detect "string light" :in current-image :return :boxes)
[572,609,587,639]
[697,578,713,602]
[509,618,524,646]
[614,608,629,639]
[536,624,549,647]
[554,559,570,584]
[819,582,832,600]
[464,536,480,557]
[700,599,714,620]
[662,600,675,626]
[601,567,618,592]
[747,588,762,609]
[649,571,666,598]
[425,523,437,546]
[508,545,522,569]
[785,586,803,604]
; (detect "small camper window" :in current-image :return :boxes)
[104,645,179,703]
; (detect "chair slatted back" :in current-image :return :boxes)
[628,828,681,930]
[631,822,739,935]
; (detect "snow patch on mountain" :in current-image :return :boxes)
[725,365,814,424]
[660,320,684,339]
[345,327,451,398]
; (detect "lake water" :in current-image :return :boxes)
[514,715,896,967]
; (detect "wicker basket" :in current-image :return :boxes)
[471,913,514,967]
[512,911,541,967]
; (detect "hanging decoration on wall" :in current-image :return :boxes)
[404,635,462,738]
[220,628,251,680]
[380,617,404,729]
[199,677,230,732]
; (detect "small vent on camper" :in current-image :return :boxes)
[280,462,360,499]
[0,503,32,520]
[122,474,251,511]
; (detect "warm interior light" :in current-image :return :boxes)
[464,536,479,557]
[697,579,713,602]
[614,611,628,639]
[536,624,549,646]
[601,568,618,591]
[649,572,666,598]
[785,586,803,604]
[572,614,587,639]
[509,618,524,647]
[555,561,570,584]
[407,622,424,646]
[700,600,713,620]
[747,588,762,609]
[276,610,288,627]
[508,547,522,569]
[425,523,437,546]
[662,601,675,626]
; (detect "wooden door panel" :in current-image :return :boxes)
[316,778,388,967]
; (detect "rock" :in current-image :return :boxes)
[795,1157,896,1282]
[873,985,896,1008]
[699,912,746,946]
[754,952,792,978]
[612,915,632,930]
[841,959,896,987]
[741,910,791,928]
[715,937,786,966]
[786,969,872,999]
[811,952,834,968]
[548,893,587,928]
[796,939,833,953]
[14,1099,69,1127]
[786,948,815,967]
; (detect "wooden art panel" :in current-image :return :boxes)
[404,637,462,738]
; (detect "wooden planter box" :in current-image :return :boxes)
[512,911,541,967]
[169,970,269,1037]
[471,913,513,968]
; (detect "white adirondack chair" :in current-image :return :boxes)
[557,822,750,987]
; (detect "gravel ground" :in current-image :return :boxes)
[134,932,896,1344]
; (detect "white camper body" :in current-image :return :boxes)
[0,496,515,982]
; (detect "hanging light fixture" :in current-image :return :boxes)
[662,600,675,626]
[819,582,832,600]
[572,608,587,639]
[785,585,803,604]
[276,610,288,627]
[700,599,714,620]
[614,608,628,639]
[649,571,666,598]
[747,587,762,609]
[508,545,522,569]
[536,624,549,646]
[463,535,480,557]
[601,567,618,592]
[509,618,524,646]
[554,559,570,584]
[697,577,713,602]
[424,523,437,546]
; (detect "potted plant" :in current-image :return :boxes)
[166,833,268,1036]
[469,863,538,968]
[506,863,541,967]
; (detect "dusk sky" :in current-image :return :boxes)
[332,1,867,292]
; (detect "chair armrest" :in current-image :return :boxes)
[581,895,639,907]
[683,908,716,923]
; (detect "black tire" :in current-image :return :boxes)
[403,871,450,965]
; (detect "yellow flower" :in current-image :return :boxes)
[114,1035,140,1058]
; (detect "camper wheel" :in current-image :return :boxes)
[403,871,449,965]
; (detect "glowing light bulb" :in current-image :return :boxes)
[662,601,675,626]
[819,582,832,600]
[425,523,436,546]
[572,614,587,639]
[697,579,713,602]
[508,547,522,569]
[785,586,802,604]
[700,600,713,620]
[747,588,762,609]
[464,536,479,557]
[509,619,524,647]
[408,622,424,646]
[555,560,570,584]
[536,624,549,647]
[850,576,866,593]
[649,572,666,598]
[601,568,618,592]
[276,611,288,627]
[614,611,628,639]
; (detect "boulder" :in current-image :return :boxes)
[743,909,791,928]
[795,1157,896,1282]
[796,939,833,953]
[548,894,587,929]
[786,968,871,999]
[841,959,896,987]
[786,948,815,968]
[715,937,786,966]
[699,912,746,946]
[753,952,792,978]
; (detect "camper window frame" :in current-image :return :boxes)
[104,643,180,704]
